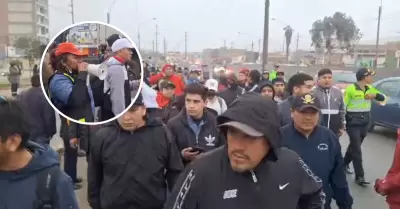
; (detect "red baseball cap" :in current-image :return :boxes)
[55,42,88,57]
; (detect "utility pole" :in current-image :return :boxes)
[262,0,270,71]
[251,40,254,62]
[374,3,382,69]
[163,37,167,57]
[137,32,141,51]
[296,32,300,64]
[152,40,155,52]
[155,24,159,54]
[258,39,262,63]
[69,0,75,24]
[184,32,188,60]
[223,39,227,48]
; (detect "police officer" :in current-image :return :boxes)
[343,68,386,186]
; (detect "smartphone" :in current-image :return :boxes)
[191,146,205,153]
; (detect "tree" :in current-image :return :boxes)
[13,36,42,65]
[309,12,361,65]
[284,25,293,63]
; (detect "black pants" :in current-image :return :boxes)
[63,138,78,182]
[10,83,18,96]
[343,125,368,178]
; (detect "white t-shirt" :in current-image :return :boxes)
[207,96,228,115]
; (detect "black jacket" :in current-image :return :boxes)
[87,118,184,209]
[281,124,353,209]
[164,92,325,209]
[167,109,225,155]
[164,146,325,209]
[17,87,56,141]
[218,85,244,106]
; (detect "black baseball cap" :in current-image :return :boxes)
[272,77,285,84]
[356,68,376,81]
[133,93,144,106]
[291,93,321,112]
[160,81,176,89]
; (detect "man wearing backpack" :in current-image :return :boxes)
[101,38,134,121]
[0,96,79,209]
[205,79,227,115]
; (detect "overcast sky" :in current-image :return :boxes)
[49,0,400,52]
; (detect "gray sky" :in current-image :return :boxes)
[49,0,400,52]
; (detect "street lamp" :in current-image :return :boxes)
[137,17,157,51]
[107,0,118,24]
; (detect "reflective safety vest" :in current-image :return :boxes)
[48,72,86,124]
[269,70,277,81]
[343,83,383,112]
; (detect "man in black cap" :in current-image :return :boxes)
[342,68,386,186]
[88,93,183,209]
[281,93,353,209]
[164,92,325,209]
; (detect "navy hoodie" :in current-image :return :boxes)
[0,142,79,209]
[281,124,353,209]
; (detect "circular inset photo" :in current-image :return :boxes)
[40,21,143,125]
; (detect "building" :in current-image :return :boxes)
[385,41,400,68]
[0,0,50,46]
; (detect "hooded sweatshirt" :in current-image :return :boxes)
[259,80,276,100]
[149,64,185,96]
[164,92,325,209]
[0,142,79,209]
[104,56,131,118]
[88,118,183,209]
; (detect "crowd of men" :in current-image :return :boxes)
[0,47,399,209]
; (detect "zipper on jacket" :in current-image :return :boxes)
[250,170,258,183]
[250,170,261,191]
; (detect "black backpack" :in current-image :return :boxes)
[90,75,110,107]
[33,165,61,209]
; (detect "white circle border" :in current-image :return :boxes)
[39,20,144,126]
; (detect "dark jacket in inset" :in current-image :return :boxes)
[88,118,184,209]
[48,71,94,122]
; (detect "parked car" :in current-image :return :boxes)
[314,70,356,93]
[369,77,400,132]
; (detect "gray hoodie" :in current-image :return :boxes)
[105,57,130,116]
[313,85,345,134]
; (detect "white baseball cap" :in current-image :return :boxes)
[111,38,134,52]
[205,79,219,91]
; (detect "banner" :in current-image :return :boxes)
[67,23,99,45]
